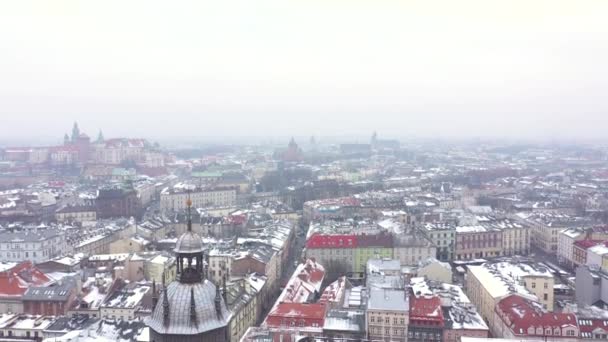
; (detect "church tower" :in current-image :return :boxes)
[146,196,229,342]
[71,122,80,142]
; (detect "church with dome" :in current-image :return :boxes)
[146,198,230,342]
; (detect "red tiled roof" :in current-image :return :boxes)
[574,239,604,250]
[228,213,247,225]
[318,277,347,305]
[264,303,326,327]
[579,318,608,339]
[409,293,444,325]
[305,234,357,249]
[496,295,578,337]
[0,261,51,297]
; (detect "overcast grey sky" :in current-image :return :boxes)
[1,0,607,143]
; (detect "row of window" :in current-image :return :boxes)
[1,250,47,259]
[370,327,406,336]
[0,331,39,338]
[370,316,406,325]
[408,331,441,340]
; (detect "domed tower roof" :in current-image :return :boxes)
[174,198,204,255]
[146,279,229,336]
[146,195,229,339]
[174,231,204,254]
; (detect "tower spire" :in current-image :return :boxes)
[96,130,104,143]
[186,190,193,232]
[162,272,170,326]
[71,122,80,142]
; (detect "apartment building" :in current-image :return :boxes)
[366,287,409,342]
[160,185,237,212]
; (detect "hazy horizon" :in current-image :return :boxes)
[2,0,607,143]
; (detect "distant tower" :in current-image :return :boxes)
[309,135,318,152]
[63,133,70,145]
[371,131,378,146]
[283,137,303,162]
[96,130,104,143]
[288,137,297,149]
[71,122,80,142]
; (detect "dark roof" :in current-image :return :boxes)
[357,234,394,248]
[23,279,75,301]
[145,279,229,335]
[0,229,63,242]
[56,205,96,214]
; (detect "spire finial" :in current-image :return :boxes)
[186,190,193,232]
[162,275,170,326]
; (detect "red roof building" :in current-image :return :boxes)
[0,261,51,313]
[263,259,326,332]
[579,317,608,339]
[573,240,604,266]
[281,138,303,163]
[409,294,444,327]
[318,276,349,309]
[494,294,579,339]
[408,290,445,341]
[305,234,358,249]
[264,303,326,328]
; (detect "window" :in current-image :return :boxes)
[544,293,548,301]
[371,316,375,323]
[393,318,398,324]
[544,283,548,289]
[532,282,536,289]
[385,317,390,323]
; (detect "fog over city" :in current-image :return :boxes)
[1,0,608,144]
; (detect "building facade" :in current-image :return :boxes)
[160,186,237,212]
[0,230,67,263]
[366,287,409,342]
